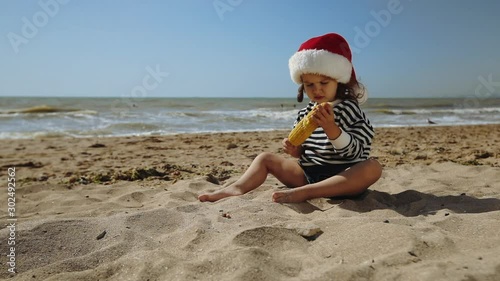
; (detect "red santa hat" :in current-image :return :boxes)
[288,33,367,104]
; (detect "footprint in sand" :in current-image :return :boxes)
[176,204,200,213]
[169,191,198,202]
[125,209,184,235]
[116,191,146,207]
[185,230,307,279]
[130,191,145,202]
[232,226,310,249]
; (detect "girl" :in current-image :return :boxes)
[198,33,382,203]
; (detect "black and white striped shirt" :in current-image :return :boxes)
[294,99,374,166]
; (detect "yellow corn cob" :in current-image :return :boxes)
[288,103,321,146]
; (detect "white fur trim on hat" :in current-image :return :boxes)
[289,49,352,85]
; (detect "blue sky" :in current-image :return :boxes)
[1,0,499,98]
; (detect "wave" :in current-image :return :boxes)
[160,108,297,121]
[104,123,161,131]
[372,107,500,115]
[367,102,456,110]
[2,105,72,114]
[373,109,416,115]
[0,105,98,116]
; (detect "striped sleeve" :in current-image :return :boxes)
[332,100,374,160]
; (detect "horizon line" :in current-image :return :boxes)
[0,95,477,99]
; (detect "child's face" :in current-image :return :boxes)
[301,74,338,103]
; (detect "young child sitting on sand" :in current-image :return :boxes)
[199,33,382,203]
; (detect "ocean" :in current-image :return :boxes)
[1,97,499,139]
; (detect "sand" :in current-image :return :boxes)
[0,124,499,281]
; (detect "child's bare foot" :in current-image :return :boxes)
[272,188,307,203]
[198,186,243,202]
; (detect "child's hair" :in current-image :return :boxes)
[296,78,365,103]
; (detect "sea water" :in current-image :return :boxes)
[1,97,499,139]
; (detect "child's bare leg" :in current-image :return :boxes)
[272,158,382,203]
[198,152,306,202]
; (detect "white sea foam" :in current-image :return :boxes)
[1,97,499,139]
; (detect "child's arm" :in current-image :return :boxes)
[316,100,374,160]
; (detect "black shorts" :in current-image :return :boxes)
[301,162,361,184]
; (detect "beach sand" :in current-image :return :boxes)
[1,124,499,280]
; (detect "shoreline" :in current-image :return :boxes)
[2,122,500,141]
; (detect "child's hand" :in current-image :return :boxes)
[282,138,302,158]
[313,103,341,139]
[312,102,335,128]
